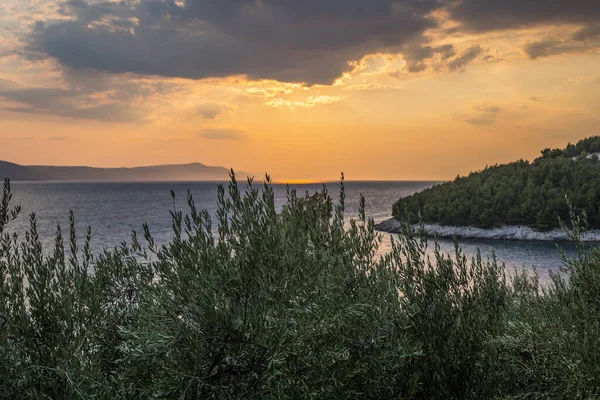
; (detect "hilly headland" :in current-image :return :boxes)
[377,136,600,241]
[0,160,246,182]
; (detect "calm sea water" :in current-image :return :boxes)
[7,181,581,283]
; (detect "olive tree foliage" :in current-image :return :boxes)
[1,174,599,399]
[0,174,420,398]
[117,174,421,398]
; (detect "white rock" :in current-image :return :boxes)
[375,218,600,242]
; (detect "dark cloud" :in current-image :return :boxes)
[0,85,141,122]
[436,44,457,60]
[28,0,440,84]
[400,43,484,73]
[0,87,77,108]
[199,128,247,140]
[448,0,600,32]
[523,38,588,59]
[58,0,123,24]
[572,24,600,41]
[446,45,482,71]
[448,0,600,60]
[403,44,456,72]
[3,102,140,122]
[481,54,502,63]
[403,46,436,72]
[524,39,562,59]
[521,14,600,59]
[14,0,600,89]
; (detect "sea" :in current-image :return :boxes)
[6,180,584,284]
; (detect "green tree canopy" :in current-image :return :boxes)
[393,136,600,231]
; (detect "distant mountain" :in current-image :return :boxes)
[0,161,247,182]
[0,161,48,181]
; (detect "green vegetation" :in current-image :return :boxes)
[393,136,600,231]
[1,174,600,399]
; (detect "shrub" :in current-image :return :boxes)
[1,174,599,399]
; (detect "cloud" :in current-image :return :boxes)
[266,95,343,109]
[523,37,593,59]
[344,83,394,91]
[398,43,485,74]
[199,128,247,140]
[572,24,600,41]
[447,0,600,61]
[446,45,483,71]
[13,0,600,89]
[1,0,597,128]
[241,84,300,99]
[0,87,77,107]
[481,54,502,63]
[476,105,502,113]
[196,103,235,119]
[58,0,126,24]
[448,0,600,32]
[463,104,502,125]
[0,78,19,90]
[0,84,142,122]
[402,44,456,73]
[26,0,441,85]
[524,38,564,59]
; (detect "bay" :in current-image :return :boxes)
[8,180,580,283]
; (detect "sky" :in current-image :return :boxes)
[0,0,599,181]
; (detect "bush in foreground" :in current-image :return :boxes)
[1,174,599,399]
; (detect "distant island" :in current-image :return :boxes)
[377,136,600,241]
[0,160,247,182]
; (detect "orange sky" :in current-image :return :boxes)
[1,1,599,181]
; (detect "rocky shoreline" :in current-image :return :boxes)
[375,218,600,242]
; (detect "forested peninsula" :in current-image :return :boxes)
[390,136,600,234]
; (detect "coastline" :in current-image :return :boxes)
[375,218,600,242]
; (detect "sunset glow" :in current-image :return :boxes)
[1,0,599,181]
